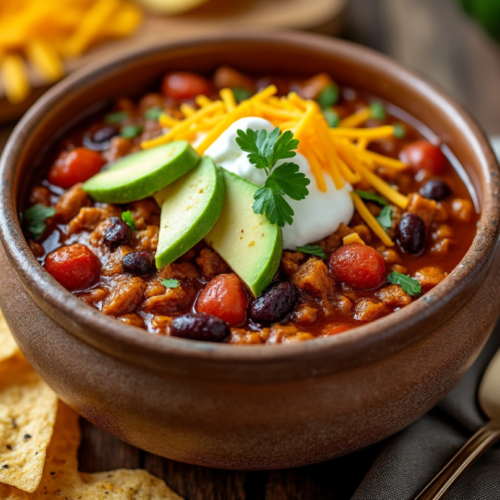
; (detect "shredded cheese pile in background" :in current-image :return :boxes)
[0,0,143,104]
[141,85,410,247]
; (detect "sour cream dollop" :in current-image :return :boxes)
[205,117,354,249]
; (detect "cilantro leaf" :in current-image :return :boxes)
[265,163,310,201]
[296,244,326,259]
[355,190,388,206]
[236,129,270,170]
[145,106,163,120]
[120,125,143,139]
[317,83,339,109]
[376,205,393,230]
[121,211,137,231]
[231,87,252,103]
[271,130,299,165]
[105,111,129,124]
[393,123,406,139]
[253,187,294,227]
[162,278,180,289]
[23,204,56,239]
[369,102,386,121]
[323,108,340,128]
[387,271,422,296]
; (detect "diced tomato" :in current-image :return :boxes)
[400,140,448,175]
[48,148,105,189]
[161,72,212,101]
[329,243,386,290]
[321,324,351,337]
[45,243,101,291]
[196,274,248,327]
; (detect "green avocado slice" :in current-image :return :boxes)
[154,156,225,269]
[204,169,283,297]
[83,141,200,203]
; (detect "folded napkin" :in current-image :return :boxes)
[351,140,500,500]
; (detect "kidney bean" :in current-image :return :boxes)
[397,213,426,254]
[250,282,300,324]
[104,217,132,250]
[122,251,154,276]
[419,179,451,201]
[83,126,119,151]
[170,312,230,342]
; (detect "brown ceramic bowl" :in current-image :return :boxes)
[1,31,499,470]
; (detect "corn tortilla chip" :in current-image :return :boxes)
[0,310,19,363]
[0,403,183,499]
[0,354,58,493]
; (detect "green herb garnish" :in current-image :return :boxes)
[236,127,310,227]
[369,102,386,121]
[387,271,422,296]
[23,204,56,239]
[355,190,388,206]
[393,123,406,139]
[323,108,340,128]
[162,278,180,289]
[145,106,163,120]
[296,244,326,259]
[317,83,339,109]
[376,205,393,230]
[121,211,137,231]
[120,125,143,139]
[105,111,129,125]
[231,87,252,103]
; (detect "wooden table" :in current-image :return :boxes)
[3,1,500,498]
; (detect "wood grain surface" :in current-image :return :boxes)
[2,1,500,498]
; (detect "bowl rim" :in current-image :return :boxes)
[1,30,499,371]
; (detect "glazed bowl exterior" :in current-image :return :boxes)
[0,32,499,469]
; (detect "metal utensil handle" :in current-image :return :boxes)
[415,421,500,500]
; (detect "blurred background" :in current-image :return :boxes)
[1,0,500,134]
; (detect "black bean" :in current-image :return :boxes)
[104,217,132,250]
[83,126,119,151]
[170,313,230,342]
[419,179,451,201]
[397,213,426,254]
[122,251,154,276]
[250,281,300,324]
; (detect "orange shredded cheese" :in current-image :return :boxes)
[220,88,236,112]
[339,108,370,128]
[343,233,366,246]
[351,193,394,247]
[329,126,395,140]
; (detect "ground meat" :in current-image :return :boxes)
[77,287,108,307]
[196,247,229,281]
[227,329,264,345]
[407,193,437,228]
[430,238,453,256]
[29,239,45,258]
[450,198,474,223]
[133,225,159,253]
[144,279,167,299]
[290,258,335,297]
[142,285,196,315]
[29,186,51,206]
[414,267,447,291]
[354,298,388,322]
[375,284,412,308]
[331,291,354,315]
[151,315,173,333]
[351,224,372,244]
[69,205,121,234]
[281,251,307,276]
[117,313,145,329]
[101,247,132,276]
[102,275,146,316]
[55,184,91,223]
[158,262,200,282]
[138,93,164,114]
[103,136,133,163]
[319,223,353,252]
[380,247,402,265]
[292,304,319,325]
[127,200,160,229]
[266,324,314,344]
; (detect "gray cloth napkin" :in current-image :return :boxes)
[351,140,500,500]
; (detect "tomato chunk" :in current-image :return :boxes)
[196,274,248,327]
[400,140,447,175]
[329,243,386,290]
[162,72,212,101]
[45,243,101,291]
[48,148,105,189]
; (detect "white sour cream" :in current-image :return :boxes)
[205,117,354,249]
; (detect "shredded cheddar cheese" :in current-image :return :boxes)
[343,233,366,246]
[140,84,412,245]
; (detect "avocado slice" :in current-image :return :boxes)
[154,156,224,268]
[83,141,199,203]
[204,169,283,297]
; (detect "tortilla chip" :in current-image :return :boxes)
[0,354,58,493]
[0,310,19,363]
[0,403,183,499]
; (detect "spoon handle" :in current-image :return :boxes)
[415,421,500,500]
